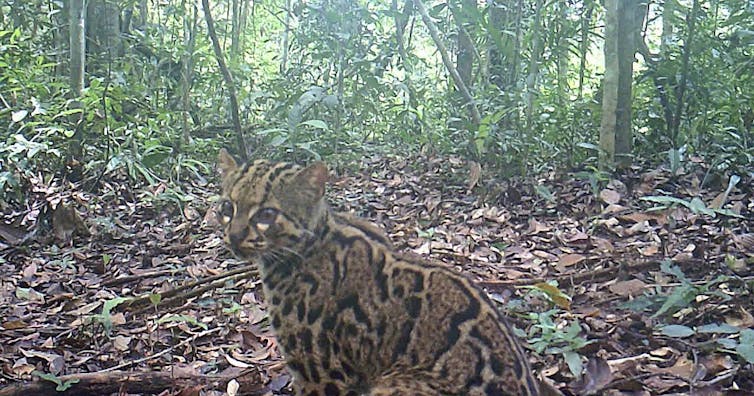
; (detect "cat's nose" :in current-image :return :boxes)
[229,229,248,247]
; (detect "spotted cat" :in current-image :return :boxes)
[217,149,539,395]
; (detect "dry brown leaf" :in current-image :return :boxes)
[606,353,649,372]
[649,347,676,358]
[609,279,647,297]
[413,241,431,255]
[625,221,652,235]
[570,358,613,395]
[527,219,552,235]
[534,250,558,261]
[724,307,754,328]
[639,244,660,256]
[11,358,35,376]
[22,263,37,280]
[733,233,754,252]
[702,354,735,374]
[599,189,621,205]
[112,335,131,351]
[467,161,481,191]
[558,253,586,268]
[660,355,695,378]
[226,379,240,396]
[709,190,728,210]
[225,354,252,368]
[603,203,628,214]
[619,211,668,225]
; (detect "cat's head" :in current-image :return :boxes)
[217,149,328,261]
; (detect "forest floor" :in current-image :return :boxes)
[0,153,752,396]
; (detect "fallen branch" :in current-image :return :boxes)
[123,262,259,312]
[0,368,265,396]
[478,258,704,289]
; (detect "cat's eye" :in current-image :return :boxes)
[218,200,234,223]
[254,208,278,225]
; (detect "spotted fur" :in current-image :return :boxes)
[217,149,539,395]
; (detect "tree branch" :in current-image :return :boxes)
[412,0,481,127]
[201,0,249,160]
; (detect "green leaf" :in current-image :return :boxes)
[716,338,738,349]
[299,119,329,130]
[149,293,162,306]
[576,142,600,151]
[735,344,754,363]
[740,329,754,345]
[11,109,28,122]
[52,108,84,119]
[696,323,740,334]
[534,184,555,203]
[660,325,695,338]
[33,371,80,391]
[33,371,62,387]
[641,195,690,207]
[652,283,697,318]
[269,135,287,146]
[101,297,128,316]
[688,197,715,216]
[563,351,583,378]
[668,147,682,174]
[158,314,208,330]
[660,260,688,281]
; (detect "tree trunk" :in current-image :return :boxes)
[87,0,121,58]
[281,0,292,72]
[202,0,248,160]
[524,0,544,131]
[393,0,417,109]
[455,0,475,88]
[181,1,198,148]
[69,0,86,162]
[599,0,645,168]
[671,0,699,145]
[413,0,481,127]
[577,1,593,99]
[555,0,568,107]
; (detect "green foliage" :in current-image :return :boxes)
[157,314,208,330]
[657,324,754,364]
[515,282,587,377]
[525,309,592,378]
[619,261,732,319]
[1,0,752,204]
[32,371,80,392]
[641,191,743,219]
[93,297,129,336]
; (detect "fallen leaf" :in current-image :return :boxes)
[225,354,251,368]
[112,335,131,351]
[570,357,613,395]
[609,279,647,297]
[558,253,586,268]
[467,161,481,191]
[526,219,551,235]
[413,241,430,255]
[226,379,240,396]
[2,320,28,330]
[600,189,621,204]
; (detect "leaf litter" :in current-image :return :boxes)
[0,153,752,395]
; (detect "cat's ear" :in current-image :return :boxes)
[295,162,328,199]
[218,149,238,176]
